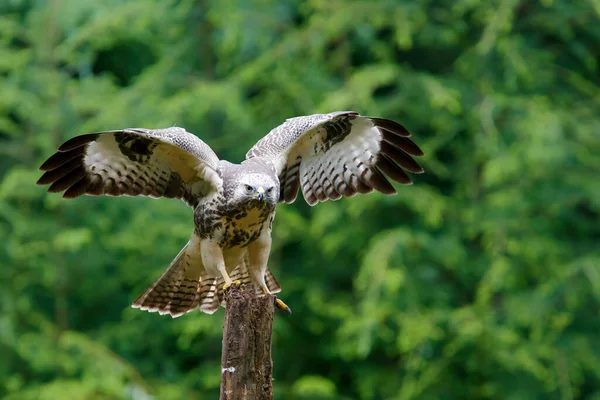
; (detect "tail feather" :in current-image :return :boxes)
[265,268,281,294]
[198,276,220,314]
[131,237,284,317]
[132,236,213,318]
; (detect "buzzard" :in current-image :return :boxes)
[37,112,424,317]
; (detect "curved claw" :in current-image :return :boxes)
[274,297,292,314]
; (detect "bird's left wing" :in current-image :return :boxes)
[37,127,221,208]
[245,111,424,205]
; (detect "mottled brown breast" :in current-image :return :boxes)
[217,201,273,248]
[194,194,274,249]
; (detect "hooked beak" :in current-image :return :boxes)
[256,187,265,201]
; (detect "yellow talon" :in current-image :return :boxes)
[275,297,292,314]
[223,280,242,293]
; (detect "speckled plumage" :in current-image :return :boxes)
[38,111,425,317]
[195,160,278,249]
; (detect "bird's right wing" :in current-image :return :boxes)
[246,111,424,205]
[37,127,221,208]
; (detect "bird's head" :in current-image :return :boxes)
[237,179,277,204]
[222,161,279,208]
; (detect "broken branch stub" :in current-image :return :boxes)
[220,284,274,400]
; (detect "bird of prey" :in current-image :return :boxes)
[37,111,424,317]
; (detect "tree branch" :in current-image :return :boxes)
[220,284,274,400]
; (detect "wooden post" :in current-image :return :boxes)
[220,284,274,400]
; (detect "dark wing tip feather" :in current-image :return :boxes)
[371,117,425,182]
[371,118,411,137]
[37,167,64,185]
[62,176,91,198]
[381,130,424,157]
[368,167,397,195]
[39,145,86,171]
[58,133,99,152]
[47,168,86,193]
[37,157,82,186]
[380,141,424,174]
[37,147,91,199]
[376,154,414,185]
[401,137,425,157]
[39,134,95,191]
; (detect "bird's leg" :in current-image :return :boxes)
[200,239,240,295]
[218,263,241,292]
[247,233,292,314]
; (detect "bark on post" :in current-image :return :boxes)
[220,284,274,400]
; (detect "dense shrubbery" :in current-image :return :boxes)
[1,1,599,398]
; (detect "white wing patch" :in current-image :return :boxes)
[84,136,191,198]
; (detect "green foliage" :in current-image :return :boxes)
[1,0,600,398]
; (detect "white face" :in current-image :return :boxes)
[232,173,278,206]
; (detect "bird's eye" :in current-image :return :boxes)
[267,187,274,194]
[244,184,253,193]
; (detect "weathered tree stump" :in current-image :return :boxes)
[220,284,274,400]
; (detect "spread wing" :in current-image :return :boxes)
[37,127,221,208]
[245,111,424,205]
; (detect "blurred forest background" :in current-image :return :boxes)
[1,0,600,399]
